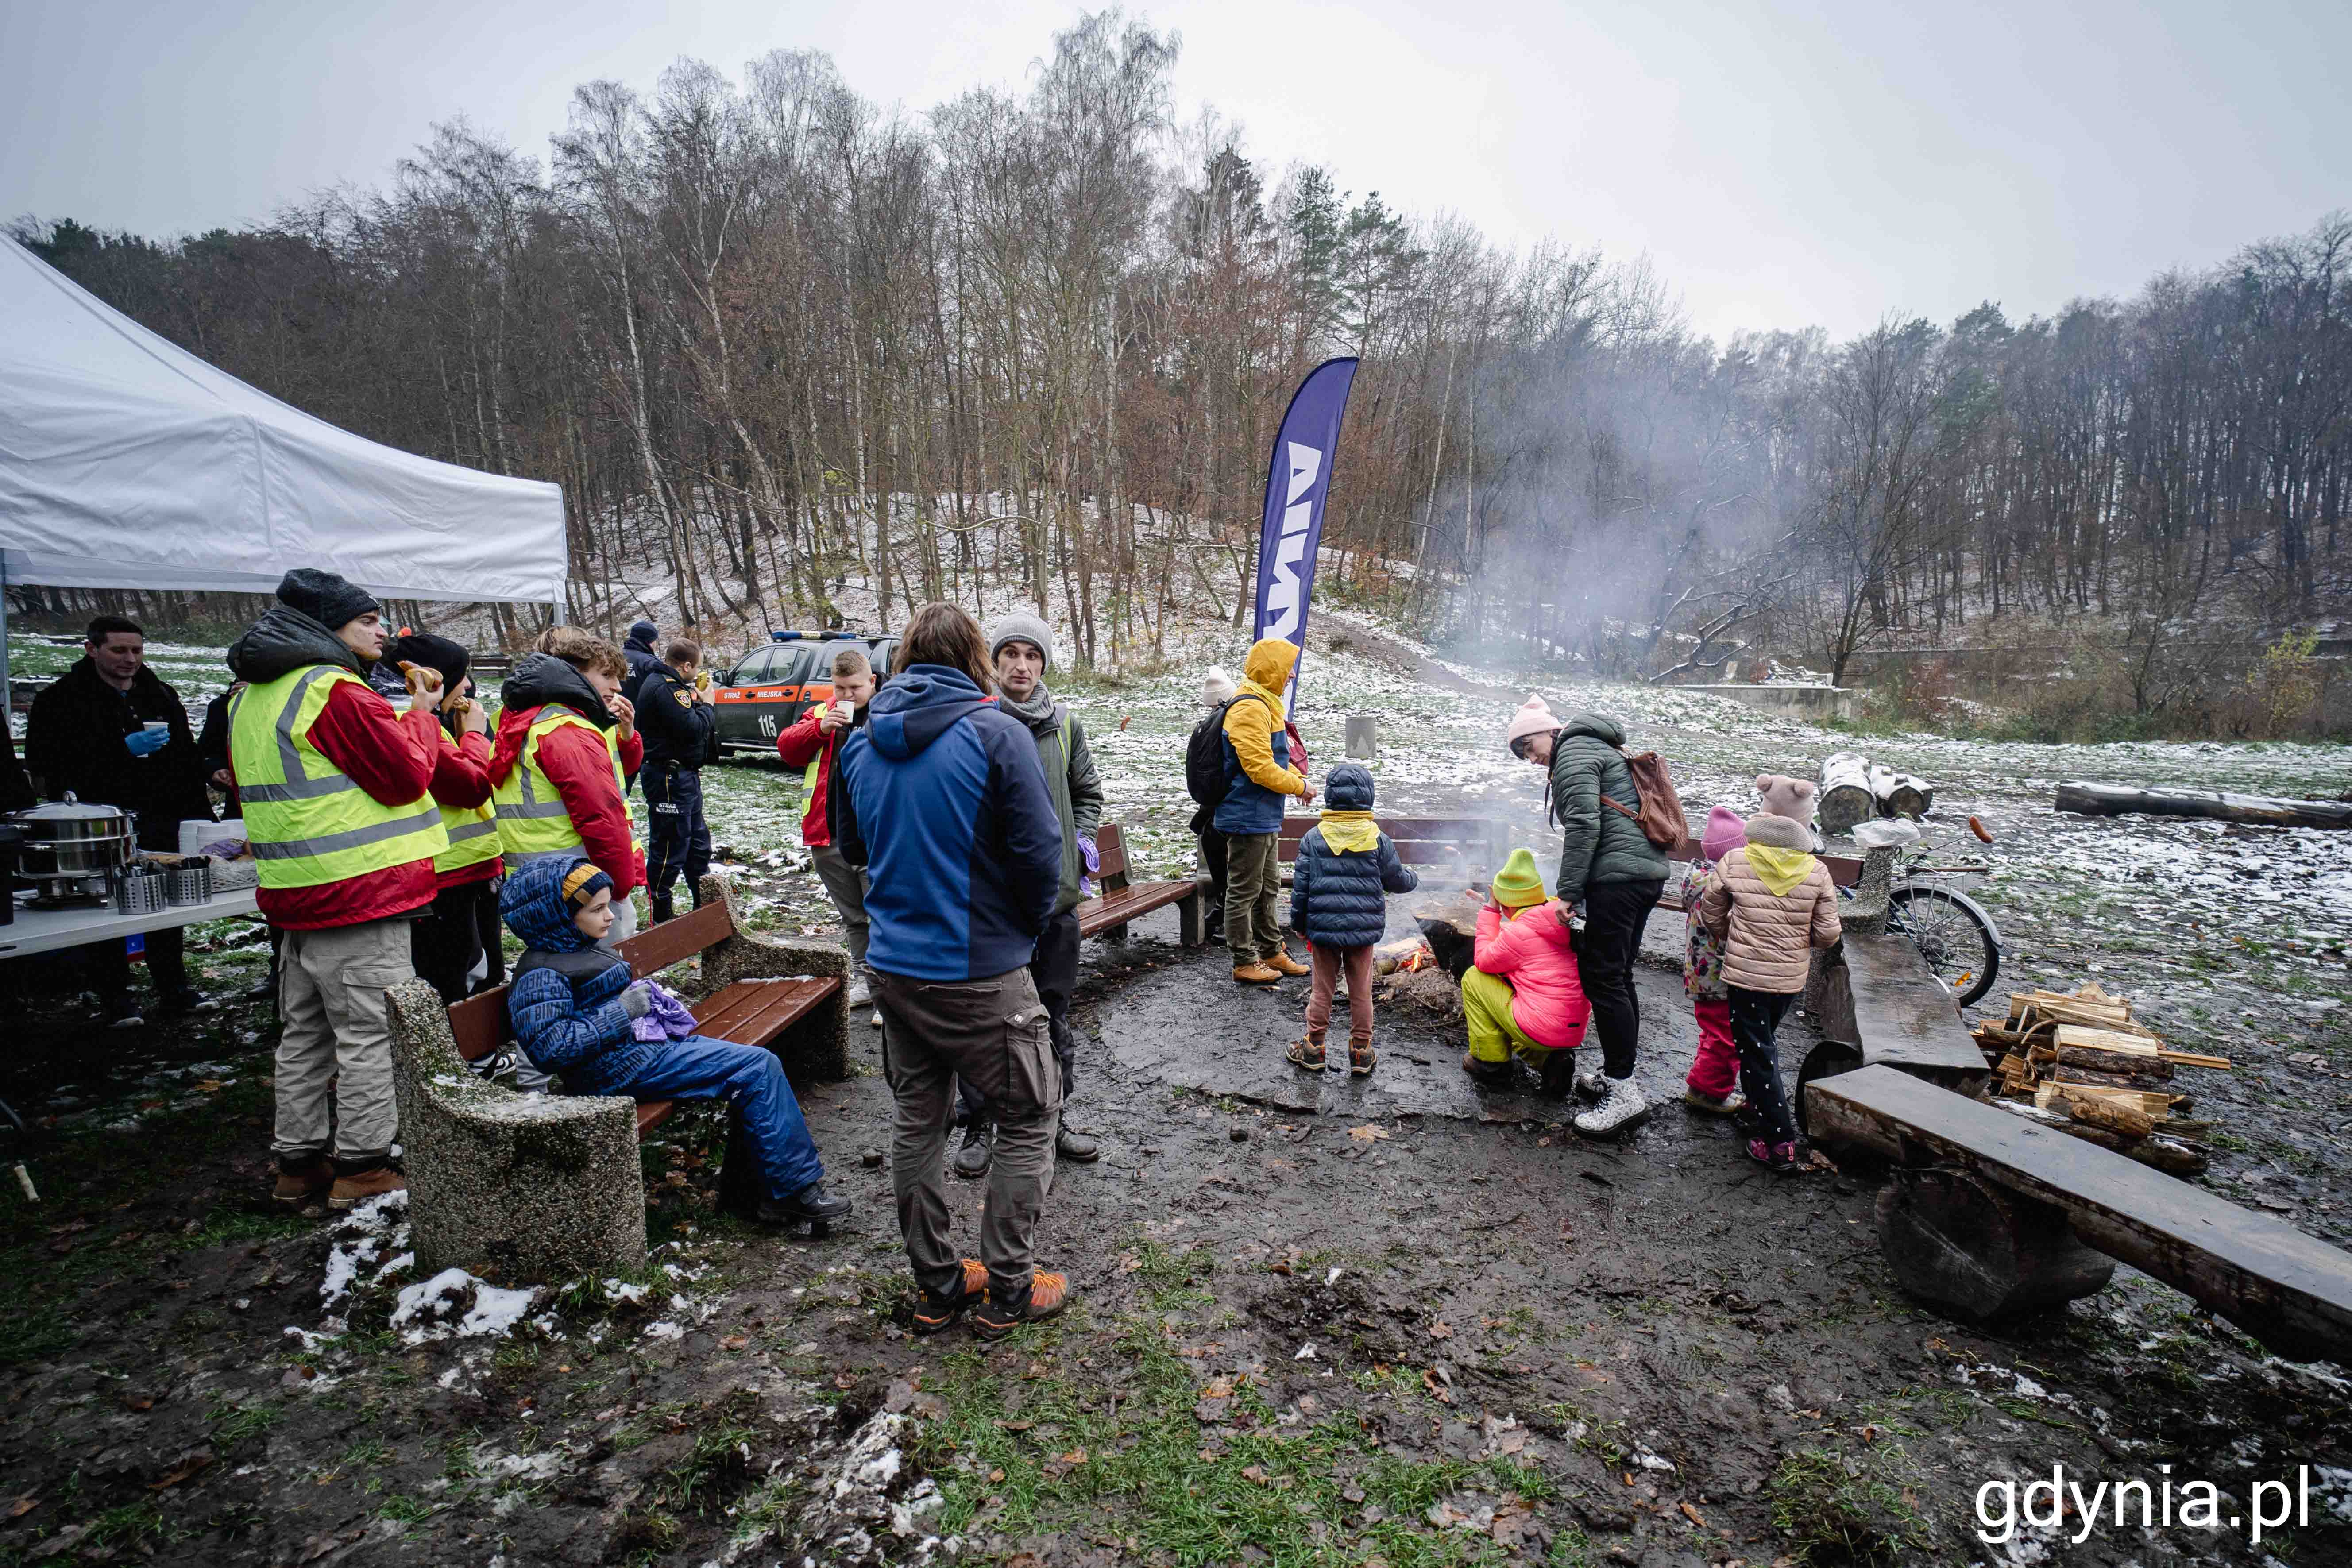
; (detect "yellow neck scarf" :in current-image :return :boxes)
[1745,844,1816,897]
[1318,810,1380,854]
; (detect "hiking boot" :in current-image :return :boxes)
[953,1122,994,1179]
[758,1180,852,1227]
[1348,1040,1377,1077]
[970,1269,1070,1340]
[1233,963,1282,985]
[1055,1125,1100,1163]
[1746,1138,1800,1176]
[1684,1086,1747,1115]
[1288,1036,1328,1071]
[327,1166,407,1210]
[649,893,675,925]
[154,987,215,1017]
[1572,1077,1650,1139]
[911,1259,988,1335]
[1460,1052,1514,1086]
[1263,950,1310,978]
[273,1154,333,1205]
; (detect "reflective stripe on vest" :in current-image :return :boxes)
[431,730,502,875]
[494,707,629,865]
[227,664,449,888]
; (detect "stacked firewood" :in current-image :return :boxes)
[1970,982,2228,1176]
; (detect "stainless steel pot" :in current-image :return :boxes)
[10,799,136,878]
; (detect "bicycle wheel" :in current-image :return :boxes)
[1886,885,2001,1008]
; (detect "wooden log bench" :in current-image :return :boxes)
[1076,822,1206,945]
[1807,1064,2352,1360]
[384,874,850,1278]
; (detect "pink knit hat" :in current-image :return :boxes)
[1700,804,1747,864]
[1505,695,1559,753]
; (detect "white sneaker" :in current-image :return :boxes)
[846,978,872,1008]
[870,1008,884,1029]
[1573,1077,1650,1138]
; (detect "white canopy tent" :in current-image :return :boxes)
[0,235,567,696]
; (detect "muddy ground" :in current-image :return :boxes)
[3,892,2349,1568]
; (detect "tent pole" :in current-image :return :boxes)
[0,559,12,730]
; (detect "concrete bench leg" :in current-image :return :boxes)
[1873,1165,2114,1323]
[1178,891,1204,947]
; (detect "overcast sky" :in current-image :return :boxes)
[4,0,2346,343]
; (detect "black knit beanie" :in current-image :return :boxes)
[383,631,470,692]
[276,568,380,632]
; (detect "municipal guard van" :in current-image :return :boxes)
[712,631,899,753]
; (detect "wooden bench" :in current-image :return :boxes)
[1275,815,1510,870]
[1807,1064,2352,1360]
[383,875,852,1275]
[1076,822,1205,946]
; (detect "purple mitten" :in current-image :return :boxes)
[641,980,701,1040]
[1078,834,1099,898]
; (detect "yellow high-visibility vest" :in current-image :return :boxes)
[228,665,448,889]
[493,706,630,868]
[430,730,502,877]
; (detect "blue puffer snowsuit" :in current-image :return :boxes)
[500,855,657,1095]
[1288,763,1418,948]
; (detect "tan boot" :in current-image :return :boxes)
[328,1167,407,1210]
[272,1155,333,1205]
[1233,962,1283,985]
[1263,949,1310,978]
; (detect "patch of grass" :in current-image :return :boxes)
[78,1499,186,1554]
[209,1397,280,1454]
[909,1314,1572,1565]
[1766,1448,1923,1566]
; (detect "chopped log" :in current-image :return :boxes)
[2012,994,2133,1029]
[2055,782,2352,830]
[1873,1167,2115,1322]
[2062,1092,2155,1140]
[1819,753,1877,836]
[1866,762,1933,819]
[1986,1099,2207,1173]
[2053,1044,2174,1081]
[2036,1081,2176,1120]
[2045,1064,2154,1092]
[2160,1050,2232,1070]
[2054,1023,2162,1055]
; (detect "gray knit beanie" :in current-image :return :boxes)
[988,610,1055,674]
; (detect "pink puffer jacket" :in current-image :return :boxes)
[1697,813,1842,994]
[1473,899,1590,1049]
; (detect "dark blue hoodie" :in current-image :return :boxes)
[1288,763,1418,948]
[836,664,1062,981]
[499,855,656,1094]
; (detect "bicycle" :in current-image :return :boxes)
[1872,823,2002,1010]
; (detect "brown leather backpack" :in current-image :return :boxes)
[1600,746,1688,850]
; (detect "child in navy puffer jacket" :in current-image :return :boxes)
[500,855,848,1228]
[1286,763,1417,1075]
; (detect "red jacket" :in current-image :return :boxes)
[775,707,839,848]
[430,728,499,889]
[488,704,646,895]
[249,684,446,931]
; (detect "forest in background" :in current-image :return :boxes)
[12,10,2352,735]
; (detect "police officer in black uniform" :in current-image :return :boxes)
[635,637,718,924]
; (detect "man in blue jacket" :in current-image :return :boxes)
[836,603,1070,1340]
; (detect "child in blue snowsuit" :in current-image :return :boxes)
[499,855,849,1228]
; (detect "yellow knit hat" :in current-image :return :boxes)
[1490,847,1547,908]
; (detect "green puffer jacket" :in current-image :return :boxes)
[1548,714,1669,906]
